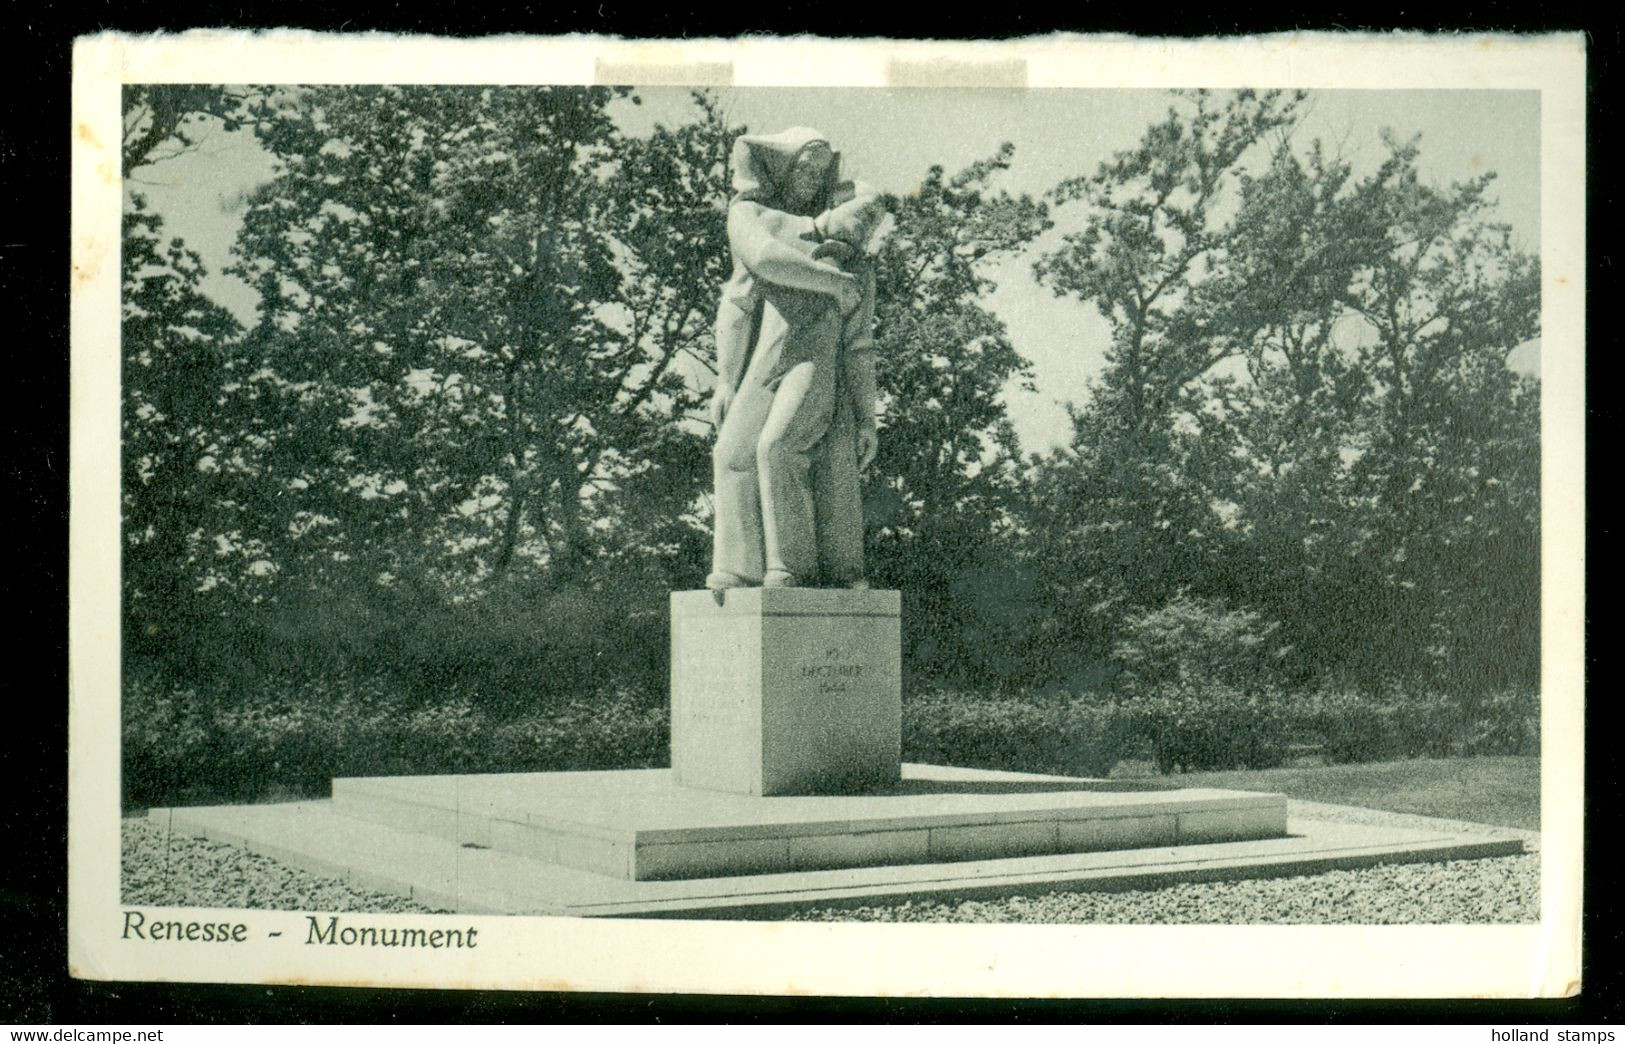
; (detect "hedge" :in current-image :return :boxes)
[122,674,1540,809]
[121,675,670,810]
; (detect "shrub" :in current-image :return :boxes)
[1455,688,1541,756]
[1113,595,1288,697]
[1297,689,1401,763]
[483,694,670,772]
[1118,682,1294,773]
[188,576,674,717]
[121,677,221,808]
[1300,686,1539,763]
[121,671,670,810]
[123,666,1539,810]
[1104,597,1296,772]
[902,689,1137,777]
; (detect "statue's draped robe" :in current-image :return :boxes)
[708,127,878,588]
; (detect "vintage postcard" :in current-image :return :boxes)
[69,31,1585,997]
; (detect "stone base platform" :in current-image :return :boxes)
[330,764,1287,881]
[149,764,1524,917]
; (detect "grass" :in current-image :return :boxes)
[1146,755,1539,831]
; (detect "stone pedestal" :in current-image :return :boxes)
[670,588,902,796]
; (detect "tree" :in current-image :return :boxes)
[1330,137,1540,688]
[195,86,764,700]
[587,91,739,591]
[122,85,282,678]
[225,85,682,597]
[121,197,243,671]
[1191,133,1540,690]
[1175,137,1373,685]
[1027,90,1304,685]
[863,147,1051,686]
[123,85,275,174]
[1027,90,1539,696]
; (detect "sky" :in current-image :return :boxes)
[130,87,1541,454]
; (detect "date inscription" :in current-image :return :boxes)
[799,646,864,694]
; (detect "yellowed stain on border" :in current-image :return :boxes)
[594,59,733,86]
[886,57,1028,88]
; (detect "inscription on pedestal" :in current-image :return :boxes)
[671,588,901,797]
[802,648,862,694]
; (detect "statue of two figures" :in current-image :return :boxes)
[707,127,895,593]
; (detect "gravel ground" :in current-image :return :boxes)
[122,800,1538,923]
[785,853,1539,924]
[784,800,1540,924]
[122,816,447,913]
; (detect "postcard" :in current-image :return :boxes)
[69,30,1585,998]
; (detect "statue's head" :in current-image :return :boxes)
[731,127,841,215]
[784,141,835,209]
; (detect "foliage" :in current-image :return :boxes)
[901,689,1135,778]
[864,147,1052,686]
[1107,595,1295,772]
[1031,90,1540,695]
[124,86,1057,694]
[1118,685,1294,773]
[1300,686,1539,763]
[224,85,659,591]
[121,198,244,667]
[123,85,277,173]
[1027,90,1308,684]
[213,570,670,711]
[123,675,1537,808]
[118,87,1543,787]
[1111,594,1287,694]
[122,86,739,695]
[1193,134,1542,689]
[122,673,669,809]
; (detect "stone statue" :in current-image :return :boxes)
[706,127,892,592]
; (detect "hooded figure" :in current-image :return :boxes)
[707,127,886,591]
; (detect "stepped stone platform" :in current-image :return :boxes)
[149,763,1524,917]
[331,764,1287,880]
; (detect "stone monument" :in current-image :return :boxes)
[704,126,889,594]
[672,126,901,796]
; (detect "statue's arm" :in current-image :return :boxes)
[728,201,857,299]
[846,347,879,426]
[843,266,880,431]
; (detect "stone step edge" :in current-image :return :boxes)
[327,785,1291,881]
[329,776,1289,846]
[145,802,1525,918]
[595,834,1530,918]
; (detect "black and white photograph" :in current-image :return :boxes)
[67,32,1585,997]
